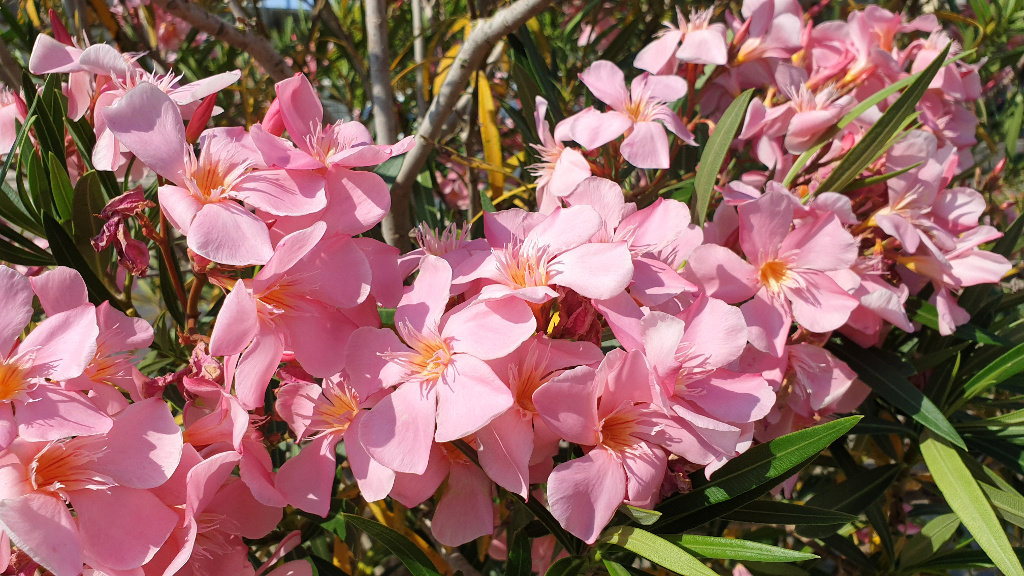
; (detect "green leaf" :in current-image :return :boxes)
[320,514,346,539]
[958,341,1024,403]
[48,152,74,223]
[507,529,532,576]
[308,556,347,576]
[603,527,718,576]
[666,535,817,563]
[156,249,187,327]
[693,89,754,225]
[43,213,124,311]
[480,188,496,212]
[1005,91,1023,158]
[722,500,858,526]
[601,560,631,576]
[797,464,901,538]
[816,43,951,193]
[544,557,584,576]
[341,514,442,576]
[653,416,860,532]
[26,150,50,218]
[908,548,1024,574]
[830,343,966,449]
[898,513,961,570]
[622,505,661,526]
[920,432,1024,576]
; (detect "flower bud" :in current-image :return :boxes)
[262,98,286,137]
[186,94,217,144]
[49,9,74,46]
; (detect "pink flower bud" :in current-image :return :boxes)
[262,98,286,137]
[185,94,217,144]
[49,9,74,46]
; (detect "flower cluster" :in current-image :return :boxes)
[0,0,1013,574]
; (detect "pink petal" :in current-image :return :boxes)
[562,177,625,230]
[275,433,340,517]
[780,213,857,271]
[635,30,683,73]
[784,271,859,333]
[0,493,82,576]
[280,311,360,377]
[168,71,242,104]
[72,486,177,570]
[353,238,404,308]
[275,74,323,150]
[546,446,626,544]
[187,202,274,266]
[0,265,33,355]
[77,44,133,78]
[434,355,514,442]
[94,397,183,489]
[688,370,775,423]
[209,280,258,357]
[677,28,729,65]
[476,409,533,498]
[20,304,99,381]
[593,291,646,352]
[635,73,688,103]
[549,241,634,300]
[17,386,113,441]
[629,257,695,306]
[738,189,796,265]
[443,299,536,360]
[345,412,395,502]
[30,267,88,315]
[622,443,668,508]
[250,123,324,170]
[678,295,749,369]
[566,109,632,150]
[101,82,187,187]
[389,444,449,507]
[28,34,84,74]
[600,349,655,411]
[233,328,286,410]
[532,366,601,446]
[157,185,203,235]
[740,290,790,357]
[396,255,452,333]
[322,168,391,235]
[344,327,410,397]
[239,443,287,507]
[0,403,15,451]
[432,461,494,546]
[621,121,671,169]
[360,382,437,474]
[548,148,592,197]
[205,477,282,539]
[684,244,759,304]
[264,561,314,576]
[95,302,154,353]
[234,169,327,216]
[527,205,603,254]
[185,451,241,519]
[578,60,629,110]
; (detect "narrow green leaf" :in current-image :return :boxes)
[341,514,442,576]
[920,432,1024,576]
[156,248,187,327]
[830,343,966,449]
[908,299,1009,345]
[48,152,74,222]
[480,188,496,212]
[603,527,718,576]
[507,529,532,576]
[653,416,861,532]
[601,560,631,576]
[821,534,875,572]
[959,341,1024,403]
[909,548,1024,574]
[979,482,1024,530]
[798,464,900,538]
[842,161,922,191]
[1005,91,1023,157]
[319,514,346,539]
[622,505,661,526]
[308,556,347,576]
[693,89,754,224]
[816,43,951,193]
[898,513,961,570]
[26,151,50,218]
[0,240,53,266]
[544,557,584,576]
[667,535,817,563]
[723,500,858,526]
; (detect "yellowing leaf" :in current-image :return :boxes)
[477,73,504,196]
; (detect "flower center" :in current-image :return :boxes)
[494,243,551,290]
[759,260,789,291]
[311,381,361,433]
[599,409,644,452]
[29,440,112,495]
[388,323,454,384]
[0,362,29,402]
[414,223,470,257]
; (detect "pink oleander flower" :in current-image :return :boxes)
[475,334,604,497]
[639,296,775,472]
[145,446,281,576]
[0,398,182,576]
[455,206,634,303]
[635,8,729,72]
[756,343,869,441]
[569,61,694,169]
[249,74,414,237]
[0,266,110,452]
[398,222,489,280]
[209,221,375,409]
[686,190,860,355]
[534,349,668,544]
[345,256,536,475]
[29,267,154,415]
[528,97,591,213]
[731,0,804,64]
[774,65,855,153]
[103,82,326,266]
[275,371,391,516]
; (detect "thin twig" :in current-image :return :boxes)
[148,0,294,82]
[382,0,555,250]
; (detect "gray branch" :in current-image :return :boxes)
[364,0,399,144]
[381,0,554,250]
